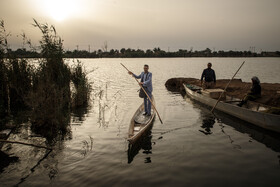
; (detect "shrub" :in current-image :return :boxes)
[0,19,91,140]
[29,20,71,137]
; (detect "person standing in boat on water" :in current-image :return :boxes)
[238,76,261,107]
[201,62,216,89]
[128,64,153,116]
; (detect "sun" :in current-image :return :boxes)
[43,0,79,21]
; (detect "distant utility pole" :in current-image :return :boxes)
[102,41,108,52]
[88,45,91,53]
[249,46,256,53]
[76,45,79,51]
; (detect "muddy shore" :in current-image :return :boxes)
[165,78,280,107]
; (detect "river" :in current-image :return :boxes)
[1,58,280,186]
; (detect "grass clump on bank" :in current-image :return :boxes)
[71,61,91,108]
[0,19,91,140]
[30,20,72,138]
[0,20,9,120]
[0,21,33,127]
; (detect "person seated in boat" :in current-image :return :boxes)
[128,64,153,116]
[201,62,216,89]
[238,76,261,107]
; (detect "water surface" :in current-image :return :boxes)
[1,58,280,187]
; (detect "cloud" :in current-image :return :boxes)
[1,0,279,51]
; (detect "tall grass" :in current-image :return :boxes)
[0,20,9,120]
[0,21,33,130]
[0,19,92,140]
[7,58,33,112]
[30,20,71,138]
[71,60,91,108]
[30,20,91,141]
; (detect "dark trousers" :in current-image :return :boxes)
[239,94,261,106]
[144,91,152,115]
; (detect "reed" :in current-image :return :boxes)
[70,60,91,108]
[0,19,91,140]
[29,20,71,139]
[0,20,9,121]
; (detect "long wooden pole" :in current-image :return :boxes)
[120,63,163,124]
[211,61,245,113]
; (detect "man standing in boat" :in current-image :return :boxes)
[201,62,216,89]
[128,65,153,116]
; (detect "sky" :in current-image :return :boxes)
[0,0,280,52]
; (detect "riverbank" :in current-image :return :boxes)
[165,78,280,107]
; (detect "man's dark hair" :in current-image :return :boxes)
[208,62,212,66]
[144,64,149,68]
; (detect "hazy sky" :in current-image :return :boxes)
[1,0,280,51]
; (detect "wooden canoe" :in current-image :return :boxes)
[183,84,280,133]
[128,96,156,144]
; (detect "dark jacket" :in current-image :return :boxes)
[249,83,261,96]
[201,68,216,83]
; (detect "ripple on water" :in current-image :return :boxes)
[1,58,280,186]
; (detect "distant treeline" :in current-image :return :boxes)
[5,47,280,58]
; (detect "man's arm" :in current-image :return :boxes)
[143,73,152,87]
[201,70,205,85]
[128,71,141,79]
[133,73,142,79]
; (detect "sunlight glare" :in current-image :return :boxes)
[43,0,79,21]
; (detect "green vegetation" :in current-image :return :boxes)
[5,47,280,58]
[0,19,91,141]
[70,61,91,108]
[29,20,72,139]
[0,20,9,120]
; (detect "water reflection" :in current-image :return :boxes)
[0,151,19,173]
[0,104,91,186]
[214,110,280,152]
[71,104,90,122]
[16,149,53,186]
[0,122,60,186]
[127,129,153,164]
[199,112,215,135]
[193,99,280,153]
[197,109,242,150]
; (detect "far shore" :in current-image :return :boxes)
[4,47,280,58]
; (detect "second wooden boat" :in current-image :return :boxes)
[183,84,280,133]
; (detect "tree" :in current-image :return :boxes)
[120,48,126,54]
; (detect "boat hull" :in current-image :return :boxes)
[183,84,280,133]
[128,97,156,144]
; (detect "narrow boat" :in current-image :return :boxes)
[128,96,156,144]
[183,84,280,133]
